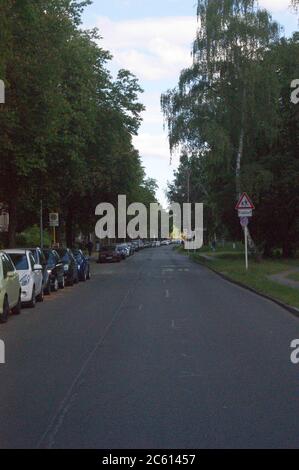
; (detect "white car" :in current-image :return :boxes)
[4,249,44,307]
[0,251,21,323]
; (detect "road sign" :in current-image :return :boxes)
[235,194,255,271]
[240,217,249,228]
[0,203,9,232]
[238,209,253,218]
[235,193,255,211]
[49,213,59,227]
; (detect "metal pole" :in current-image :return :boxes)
[40,200,44,249]
[187,165,191,254]
[245,225,248,270]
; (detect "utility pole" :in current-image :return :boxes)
[186,161,191,254]
[40,200,44,249]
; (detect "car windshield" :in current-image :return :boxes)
[72,250,83,259]
[9,253,29,270]
[30,250,38,263]
[44,251,56,265]
[61,254,69,263]
[56,250,69,263]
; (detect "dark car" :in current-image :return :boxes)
[72,249,90,282]
[56,248,79,286]
[97,245,122,263]
[29,247,49,294]
[42,249,65,292]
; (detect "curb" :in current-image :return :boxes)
[190,256,299,320]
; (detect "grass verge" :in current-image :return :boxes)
[287,272,299,282]
[188,249,299,310]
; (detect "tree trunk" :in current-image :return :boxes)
[236,87,258,256]
[236,127,244,198]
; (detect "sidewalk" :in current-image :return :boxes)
[268,269,299,290]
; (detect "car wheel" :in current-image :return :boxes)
[28,286,36,308]
[87,269,91,280]
[52,277,59,292]
[0,296,9,323]
[36,287,44,302]
[81,271,87,282]
[58,276,65,289]
[11,293,21,315]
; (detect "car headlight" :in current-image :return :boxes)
[47,269,52,274]
[20,274,31,286]
[64,265,69,272]
[78,265,80,270]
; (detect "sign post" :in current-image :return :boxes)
[49,213,59,246]
[235,193,255,271]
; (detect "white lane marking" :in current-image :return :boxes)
[138,304,143,311]
[165,289,170,298]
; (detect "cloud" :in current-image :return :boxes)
[95,16,197,81]
[133,132,171,160]
[259,0,291,12]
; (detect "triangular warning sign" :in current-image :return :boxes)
[235,193,255,210]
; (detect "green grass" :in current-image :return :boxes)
[287,272,299,282]
[188,247,299,309]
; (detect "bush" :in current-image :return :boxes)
[16,225,51,248]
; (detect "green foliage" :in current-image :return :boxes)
[0,0,157,248]
[162,0,299,257]
[16,225,51,248]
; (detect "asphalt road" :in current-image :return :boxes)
[0,246,299,449]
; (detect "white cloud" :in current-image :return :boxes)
[95,16,197,80]
[133,132,171,160]
[259,0,291,12]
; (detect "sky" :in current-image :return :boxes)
[82,0,298,207]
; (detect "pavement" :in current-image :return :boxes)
[269,269,299,290]
[0,246,299,449]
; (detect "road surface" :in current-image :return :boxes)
[0,246,299,449]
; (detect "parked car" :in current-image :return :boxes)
[131,241,140,252]
[29,247,49,294]
[56,248,79,286]
[97,245,122,263]
[127,242,135,255]
[0,251,21,323]
[42,249,65,292]
[4,249,44,307]
[116,244,129,260]
[72,249,90,282]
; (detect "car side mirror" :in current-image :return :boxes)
[34,264,43,271]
